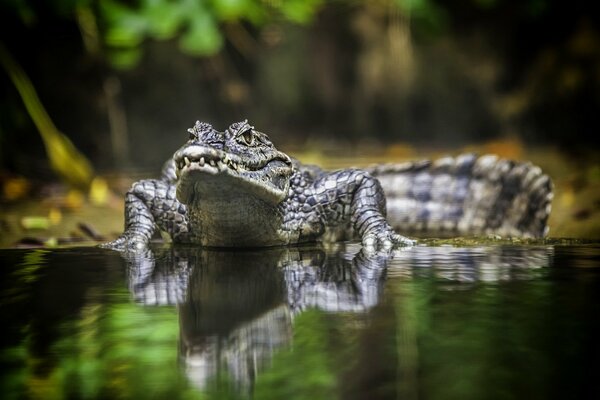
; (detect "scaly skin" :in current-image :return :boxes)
[369,153,553,238]
[102,120,552,251]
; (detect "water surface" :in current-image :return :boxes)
[1,242,599,399]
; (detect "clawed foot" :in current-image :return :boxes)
[362,227,416,251]
[99,234,149,252]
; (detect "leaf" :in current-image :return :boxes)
[104,24,146,47]
[89,177,109,206]
[101,0,148,47]
[277,0,323,24]
[179,15,223,56]
[0,43,94,189]
[107,47,143,70]
[144,0,184,40]
[209,0,252,20]
[21,216,50,230]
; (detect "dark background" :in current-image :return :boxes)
[1,0,599,175]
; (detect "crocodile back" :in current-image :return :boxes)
[368,154,553,238]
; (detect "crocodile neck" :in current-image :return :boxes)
[187,194,286,247]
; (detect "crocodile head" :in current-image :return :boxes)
[174,120,293,206]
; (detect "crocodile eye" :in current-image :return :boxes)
[240,129,254,146]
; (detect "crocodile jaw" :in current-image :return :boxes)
[174,145,292,205]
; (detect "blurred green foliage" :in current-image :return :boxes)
[1,0,595,184]
[2,0,325,68]
[100,0,325,67]
[3,0,551,70]
[8,0,316,68]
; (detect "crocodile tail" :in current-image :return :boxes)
[367,154,554,238]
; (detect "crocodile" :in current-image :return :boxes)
[102,120,553,251]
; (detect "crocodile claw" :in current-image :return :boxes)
[99,234,149,252]
[361,226,416,251]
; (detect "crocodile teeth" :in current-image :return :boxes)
[209,160,216,167]
[199,157,205,166]
[184,157,191,166]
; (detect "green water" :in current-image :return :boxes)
[0,242,598,399]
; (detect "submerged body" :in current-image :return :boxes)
[103,120,553,250]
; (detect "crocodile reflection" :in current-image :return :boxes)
[121,244,552,391]
[124,245,389,390]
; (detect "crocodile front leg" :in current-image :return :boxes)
[101,179,190,250]
[298,169,415,248]
[349,171,416,248]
